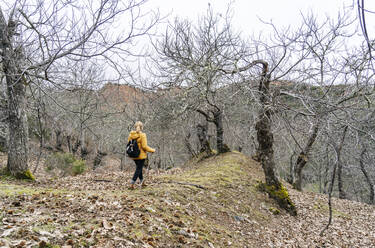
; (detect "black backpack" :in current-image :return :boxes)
[126,139,140,158]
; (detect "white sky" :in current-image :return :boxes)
[148,0,375,40]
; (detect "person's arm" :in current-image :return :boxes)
[141,133,155,153]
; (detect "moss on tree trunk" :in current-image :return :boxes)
[257,182,297,216]
[254,60,297,216]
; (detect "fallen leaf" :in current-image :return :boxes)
[102,219,112,229]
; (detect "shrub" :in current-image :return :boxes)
[45,152,86,176]
[72,159,86,176]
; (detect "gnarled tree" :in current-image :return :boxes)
[154,6,248,154]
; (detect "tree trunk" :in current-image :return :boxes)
[161,128,165,169]
[72,138,81,155]
[337,156,347,199]
[0,95,8,151]
[287,152,296,184]
[322,145,330,194]
[80,130,87,160]
[55,130,63,151]
[184,132,197,157]
[1,10,30,178]
[196,108,229,154]
[320,126,347,236]
[6,80,29,177]
[255,62,279,187]
[66,135,72,153]
[33,104,44,174]
[360,148,374,204]
[93,150,107,170]
[255,110,279,187]
[213,110,230,153]
[293,121,320,191]
[81,147,89,160]
[253,60,296,215]
[196,123,211,154]
[336,127,348,200]
[120,153,126,171]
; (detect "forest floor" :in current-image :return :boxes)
[0,152,375,248]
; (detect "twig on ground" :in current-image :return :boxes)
[93,179,113,182]
[165,181,206,189]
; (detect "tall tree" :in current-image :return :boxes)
[252,60,297,215]
[0,9,29,178]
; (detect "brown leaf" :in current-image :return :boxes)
[66,239,74,246]
[102,219,112,229]
[178,235,187,244]
[38,240,48,248]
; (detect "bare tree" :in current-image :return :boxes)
[359,148,375,204]
[250,60,297,215]
[320,126,348,236]
[29,84,48,174]
[0,0,159,178]
[154,6,249,154]
[273,11,374,192]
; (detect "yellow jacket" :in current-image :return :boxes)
[128,131,155,160]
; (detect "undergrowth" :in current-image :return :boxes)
[45,152,86,176]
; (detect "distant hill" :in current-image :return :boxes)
[100,83,144,103]
[99,83,150,111]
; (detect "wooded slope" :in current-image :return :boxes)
[0,152,374,247]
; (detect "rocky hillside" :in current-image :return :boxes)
[99,83,149,110]
[0,152,374,247]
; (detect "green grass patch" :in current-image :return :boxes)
[0,182,66,196]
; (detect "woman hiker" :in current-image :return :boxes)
[128,121,155,189]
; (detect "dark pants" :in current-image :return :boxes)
[131,159,145,184]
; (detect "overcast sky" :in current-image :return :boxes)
[148,0,375,40]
